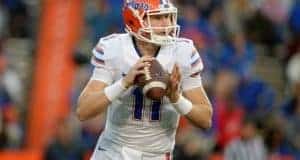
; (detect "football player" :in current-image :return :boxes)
[76,0,213,159]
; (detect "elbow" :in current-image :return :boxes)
[76,95,91,121]
[188,104,213,129]
[76,96,85,121]
[76,106,87,121]
[204,106,213,129]
[76,98,105,121]
[200,105,213,130]
[76,101,90,121]
[202,119,212,130]
[192,119,212,130]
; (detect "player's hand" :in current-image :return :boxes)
[166,63,181,103]
[122,56,155,88]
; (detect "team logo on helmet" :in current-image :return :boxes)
[126,1,149,10]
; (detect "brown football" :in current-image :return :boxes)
[135,59,169,101]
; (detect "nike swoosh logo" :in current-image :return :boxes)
[98,146,106,151]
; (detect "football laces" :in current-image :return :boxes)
[144,66,152,80]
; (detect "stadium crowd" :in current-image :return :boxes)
[0,0,300,159]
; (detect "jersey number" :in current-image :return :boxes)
[132,88,161,121]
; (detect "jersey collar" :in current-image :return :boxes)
[131,36,161,58]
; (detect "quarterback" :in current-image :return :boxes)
[76,0,212,159]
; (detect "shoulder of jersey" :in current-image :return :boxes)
[173,37,203,74]
[93,33,129,60]
[172,37,195,58]
[174,37,194,53]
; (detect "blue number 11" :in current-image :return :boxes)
[132,88,161,121]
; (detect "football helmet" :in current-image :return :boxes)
[123,0,180,45]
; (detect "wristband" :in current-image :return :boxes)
[172,95,193,115]
[104,79,127,101]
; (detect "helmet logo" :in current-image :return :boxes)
[127,2,149,10]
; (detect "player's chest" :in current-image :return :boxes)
[113,50,177,80]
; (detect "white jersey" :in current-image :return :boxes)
[89,33,204,157]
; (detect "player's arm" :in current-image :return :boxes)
[76,57,154,121]
[183,86,212,129]
[167,64,212,129]
[76,36,124,121]
[76,79,111,121]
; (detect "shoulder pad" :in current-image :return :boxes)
[173,37,203,76]
[174,37,195,56]
[93,33,125,60]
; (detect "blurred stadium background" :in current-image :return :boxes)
[0,0,300,159]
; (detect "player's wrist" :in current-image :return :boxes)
[172,94,193,115]
[168,92,180,103]
[121,78,131,89]
[104,79,127,102]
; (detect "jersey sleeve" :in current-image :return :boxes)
[90,36,117,85]
[181,43,204,91]
[91,38,107,68]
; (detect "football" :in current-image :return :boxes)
[135,59,169,101]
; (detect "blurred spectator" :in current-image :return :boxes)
[285,0,300,64]
[212,70,245,150]
[260,0,292,26]
[45,118,85,160]
[107,0,123,24]
[289,0,300,36]
[283,36,300,66]
[175,122,215,160]
[196,0,222,19]
[281,53,300,159]
[286,53,300,96]
[174,131,203,160]
[86,0,121,44]
[218,32,256,80]
[1,0,30,38]
[179,4,225,88]
[73,51,90,67]
[0,38,22,105]
[245,11,279,52]
[0,40,22,149]
[245,0,290,56]
[264,126,294,160]
[200,6,225,88]
[223,0,256,34]
[237,78,275,115]
[259,0,292,55]
[207,5,226,47]
[178,4,206,50]
[224,118,267,160]
[0,4,8,37]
